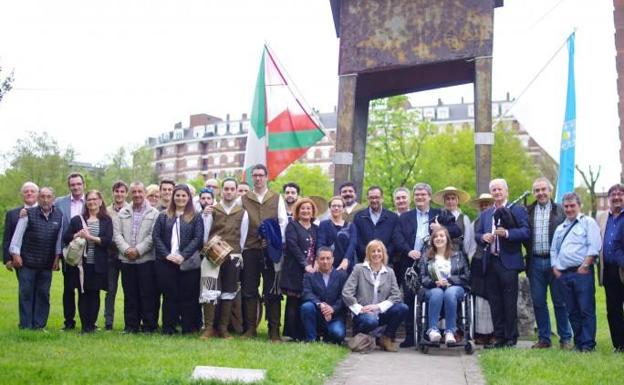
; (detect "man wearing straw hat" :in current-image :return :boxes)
[468,193,496,345]
[433,186,476,258]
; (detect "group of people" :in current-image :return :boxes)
[3,165,624,354]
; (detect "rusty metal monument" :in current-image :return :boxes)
[330,0,504,195]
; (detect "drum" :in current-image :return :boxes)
[201,235,233,266]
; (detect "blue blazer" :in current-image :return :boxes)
[54,195,74,245]
[352,208,403,263]
[317,219,357,269]
[302,268,348,319]
[2,206,22,263]
[475,204,530,271]
[396,207,462,256]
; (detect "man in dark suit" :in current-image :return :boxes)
[395,182,461,347]
[300,247,348,344]
[55,172,86,330]
[352,186,404,264]
[475,178,530,348]
[3,182,39,273]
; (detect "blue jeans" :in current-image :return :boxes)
[529,257,571,343]
[17,266,52,329]
[559,269,596,350]
[300,301,346,344]
[353,302,408,338]
[425,286,464,332]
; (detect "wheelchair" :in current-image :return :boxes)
[413,288,475,354]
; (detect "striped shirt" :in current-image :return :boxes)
[85,219,100,264]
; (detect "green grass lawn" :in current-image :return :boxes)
[479,277,624,385]
[0,271,347,385]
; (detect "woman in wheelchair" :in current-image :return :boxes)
[419,227,470,344]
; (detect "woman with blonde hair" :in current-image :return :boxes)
[145,184,160,208]
[280,197,318,341]
[342,239,408,352]
[419,227,470,344]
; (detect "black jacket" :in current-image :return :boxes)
[152,213,203,261]
[63,215,113,275]
[2,206,22,264]
[419,251,471,291]
[396,207,462,257]
[281,221,318,293]
[352,208,404,263]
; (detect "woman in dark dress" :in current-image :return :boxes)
[152,184,204,335]
[280,197,318,341]
[63,190,112,333]
[317,196,356,271]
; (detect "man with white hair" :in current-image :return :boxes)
[3,182,39,272]
[475,178,530,348]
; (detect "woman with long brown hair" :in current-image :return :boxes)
[152,184,204,334]
[63,190,113,333]
[419,227,470,344]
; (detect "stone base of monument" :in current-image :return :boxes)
[517,276,536,338]
[191,366,266,383]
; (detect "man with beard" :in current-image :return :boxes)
[340,182,365,223]
[240,164,288,342]
[282,183,300,221]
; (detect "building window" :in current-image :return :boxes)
[220,155,227,165]
[187,142,198,152]
[173,128,184,140]
[217,123,227,135]
[214,156,220,166]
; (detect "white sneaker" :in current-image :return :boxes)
[445,331,456,344]
[428,329,441,342]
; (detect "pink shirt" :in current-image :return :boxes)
[70,195,85,218]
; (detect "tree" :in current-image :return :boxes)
[0,64,14,103]
[0,132,75,235]
[96,145,158,201]
[364,95,433,206]
[364,99,541,218]
[269,163,332,198]
[575,165,601,218]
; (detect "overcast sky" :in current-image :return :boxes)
[0,0,619,191]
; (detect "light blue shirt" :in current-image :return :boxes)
[413,209,429,252]
[369,208,382,226]
[550,214,601,270]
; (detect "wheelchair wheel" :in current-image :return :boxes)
[464,341,475,355]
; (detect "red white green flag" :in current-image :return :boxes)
[243,45,325,182]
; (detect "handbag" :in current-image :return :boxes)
[348,332,376,353]
[63,216,87,267]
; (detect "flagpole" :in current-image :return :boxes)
[262,43,334,145]
[494,28,577,128]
